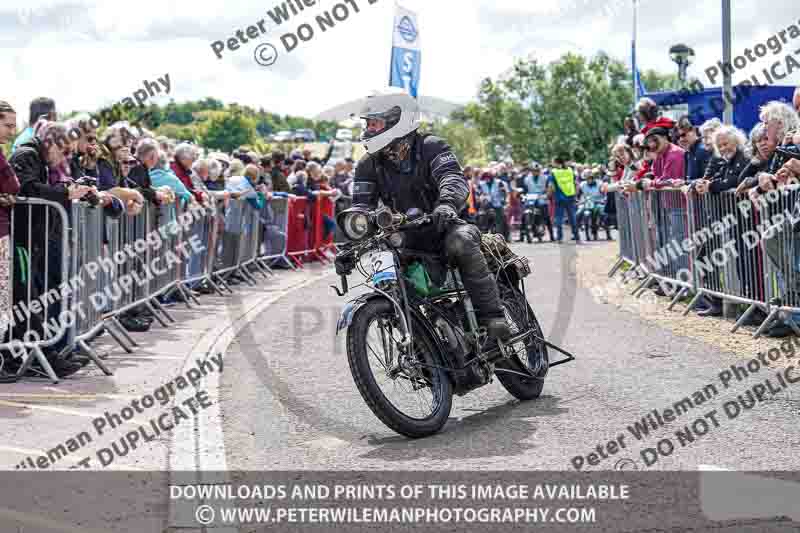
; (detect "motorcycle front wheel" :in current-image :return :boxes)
[346,299,453,438]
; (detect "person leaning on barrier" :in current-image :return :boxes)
[733,123,779,197]
[0,101,22,382]
[696,118,726,183]
[8,120,122,377]
[136,138,193,205]
[676,115,712,182]
[635,127,686,191]
[172,143,208,205]
[760,100,800,154]
[689,125,751,318]
[102,123,169,208]
[192,158,230,204]
[692,125,749,195]
[605,143,640,193]
[744,102,800,196]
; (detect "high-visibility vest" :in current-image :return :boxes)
[552,168,576,197]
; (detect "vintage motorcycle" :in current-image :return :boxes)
[332,206,573,438]
[577,195,605,241]
[519,193,547,243]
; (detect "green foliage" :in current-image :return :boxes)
[463,52,669,164]
[155,123,200,143]
[427,119,488,166]
[79,97,336,149]
[200,110,256,153]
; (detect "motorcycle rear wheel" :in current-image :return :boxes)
[346,299,453,438]
[494,287,549,400]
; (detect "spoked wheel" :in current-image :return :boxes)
[494,286,549,400]
[346,299,452,438]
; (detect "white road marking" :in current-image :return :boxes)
[169,270,332,474]
[0,399,148,427]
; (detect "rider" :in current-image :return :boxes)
[345,89,511,341]
[578,168,607,239]
[522,163,554,241]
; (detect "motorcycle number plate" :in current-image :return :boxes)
[367,251,397,284]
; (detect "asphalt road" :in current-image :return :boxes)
[221,241,800,472]
[216,241,800,532]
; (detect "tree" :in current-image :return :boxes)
[200,110,256,153]
[464,53,639,164]
[428,119,488,166]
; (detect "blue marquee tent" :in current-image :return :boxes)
[642,85,796,133]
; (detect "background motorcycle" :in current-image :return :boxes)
[519,193,547,243]
[333,207,573,438]
[577,197,606,241]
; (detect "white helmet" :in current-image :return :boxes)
[357,89,421,154]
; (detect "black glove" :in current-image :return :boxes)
[335,253,356,276]
[432,204,458,234]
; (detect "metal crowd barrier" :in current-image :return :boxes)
[0,187,331,383]
[2,198,72,382]
[260,195,295,270]
[610,187,800,338]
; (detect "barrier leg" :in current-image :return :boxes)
[250,261,270,279]
[608,257,625,278]
[16,345,59,384]
[105,324,133,354]
[667,287,687,311]
[682,292,704,316]
[148,299,174,326]
[731,303,757,333]
[753,308,779,339]
[238,266,258,285]
[283,255,298,271]
[257,258,275,276]
[76,339,113,376]
[212,273,234,294]
[174,284,194,309]
[179,282,202,306]
[109,317,140,347]
[205,276,226,296]
[631,275,653,297]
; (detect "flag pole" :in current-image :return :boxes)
[632,0,639,111]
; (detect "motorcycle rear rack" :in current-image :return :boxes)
[415,328,576,378]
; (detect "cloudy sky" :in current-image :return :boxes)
[2,0,799,126]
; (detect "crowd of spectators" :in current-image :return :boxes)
[463,158,617,245]
[0,97,357,383]
[605,88,800,338]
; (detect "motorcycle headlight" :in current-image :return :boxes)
[337,209,371,241]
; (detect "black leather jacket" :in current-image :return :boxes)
[352,133,468,216]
